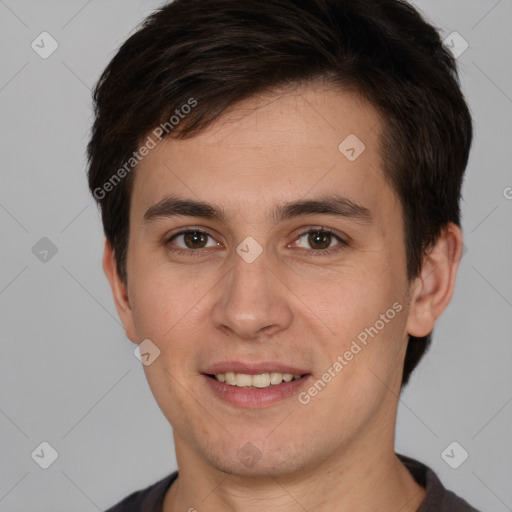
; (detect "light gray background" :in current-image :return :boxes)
[0,0,511,511]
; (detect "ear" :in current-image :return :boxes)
[102,238,137,343]
[406,223,464,337]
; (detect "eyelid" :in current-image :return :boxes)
[165,225,217,238]
[290,226,347,244]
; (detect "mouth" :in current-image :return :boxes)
[201,363,310,408]
[208,372,304,389]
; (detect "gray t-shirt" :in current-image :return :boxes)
[104,454,481,511]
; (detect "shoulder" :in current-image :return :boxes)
[104,472,177,512]
[398,454,481,512]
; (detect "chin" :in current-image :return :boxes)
[198,436,315,479]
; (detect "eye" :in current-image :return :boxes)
[165,227,346,257]
[293,228,345,254]
[168,230,219,250]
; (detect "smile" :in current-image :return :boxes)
[213,372,303,388]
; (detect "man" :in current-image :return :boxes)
[87,0,478,510]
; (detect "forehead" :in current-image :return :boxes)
[131,84,397,225]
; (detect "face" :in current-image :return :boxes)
[114,84,418,477]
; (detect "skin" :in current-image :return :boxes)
[103,83,463,512]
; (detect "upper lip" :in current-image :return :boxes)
[203,361,309,375]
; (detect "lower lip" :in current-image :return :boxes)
[203,375,310,408]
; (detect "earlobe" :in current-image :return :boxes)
[406,223,463,338]
[102,239,137,343]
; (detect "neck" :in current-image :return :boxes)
[164,427,425,512]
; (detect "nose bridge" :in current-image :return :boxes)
[211,243,293,338]
[231,247,271,299]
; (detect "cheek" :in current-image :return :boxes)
[128,268,181,339]
[291,259,400,332]
[128,263,221,356]
[295,256,409,383]
[304,304,408,431]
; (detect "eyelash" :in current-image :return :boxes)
[164,227,347,257]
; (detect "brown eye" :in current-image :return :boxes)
[169,230,218,250]
[183,231,208,248]
[307,231,332,250]
[293,227,349,257]
[293,229,345,254]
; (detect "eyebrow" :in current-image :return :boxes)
[143,194,372,225]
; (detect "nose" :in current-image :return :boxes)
[210,248,293,340]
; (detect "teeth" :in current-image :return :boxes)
[225,372,236,385]
[236,373,253,387]
[214,372,302,388]
[252,374,271,388]
[270,372,282,385]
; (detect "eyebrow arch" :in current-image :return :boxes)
[142,194,372,225]
[271,194,372,225]
[143,196,226,223]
